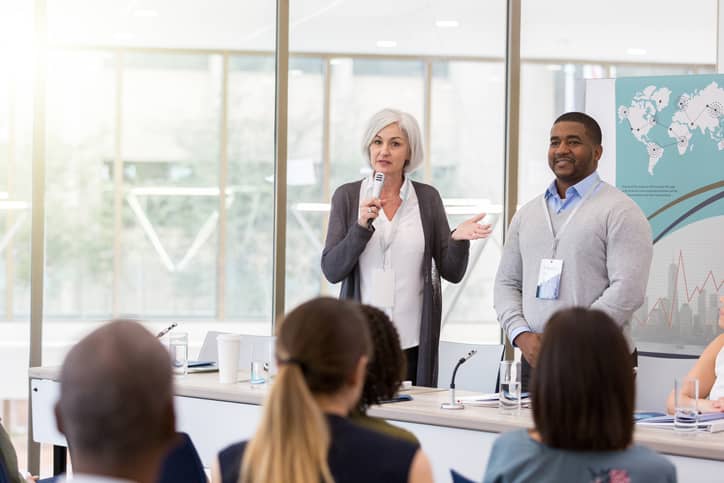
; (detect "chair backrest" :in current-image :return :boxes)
[636,352,697,411]
[196,330,228,361]
[157,432,206,483]
[197,332,276,369]
[437,341,504,393]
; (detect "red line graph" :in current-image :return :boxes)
[634,250,723,327]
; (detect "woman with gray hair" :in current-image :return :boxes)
[321,108,491,387]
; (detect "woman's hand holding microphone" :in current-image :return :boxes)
[358,197,383,229]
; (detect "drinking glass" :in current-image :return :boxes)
[250,343,271,385]
[499,361,521,414]
[674,376,699,432]
[169,332,188,377]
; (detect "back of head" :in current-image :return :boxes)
[357,304,406,410]
[57,320,174,468]
[554,111,602,145]
[242,297,371,483]
[531,308,634,451]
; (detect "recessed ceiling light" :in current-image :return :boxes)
[435,20,459,28]
[626,48,647,56]
[133,9,158,18]
[376,40,397,48]
[114,32,135,42]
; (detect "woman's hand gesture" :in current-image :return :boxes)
[451,213,493,241]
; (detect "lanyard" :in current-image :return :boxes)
[541,180,602,257]
[378,197,406,269]
[366,177,408,269]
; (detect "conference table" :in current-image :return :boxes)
[30,367,724,482]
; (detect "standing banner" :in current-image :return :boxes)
[587,74,724,354]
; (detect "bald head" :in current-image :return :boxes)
[57,320,174,468]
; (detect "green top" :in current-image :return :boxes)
[0,421,23,483]
[349,411,419,446]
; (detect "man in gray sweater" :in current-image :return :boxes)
[494,112,652,390]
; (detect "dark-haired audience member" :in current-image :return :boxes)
[54,320,176,483]
[351,304,418,444]
[494,111,652,391]
[211,297,433,483]
[483,308,676,483]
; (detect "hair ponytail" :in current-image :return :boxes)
[239,297,371,483]
[240,363,333,483]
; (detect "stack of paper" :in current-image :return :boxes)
[456,392,531,408]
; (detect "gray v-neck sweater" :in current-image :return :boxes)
[494,182,652,350]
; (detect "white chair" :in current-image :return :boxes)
[636,352,697,411]
[196,332,276,372]
[437,341,504,393]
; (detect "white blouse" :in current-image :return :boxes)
[358,175,425,349]
[710,345,724,400]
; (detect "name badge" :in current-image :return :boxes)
[371,268,395,308]
[536,259,563,300]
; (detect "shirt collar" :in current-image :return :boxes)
[545,171,600,200]
[364,174,412,201]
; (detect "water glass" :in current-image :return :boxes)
[250,346,267,385]
[169,332,188,377]
[674,376,699,432]
[499,360,521,414]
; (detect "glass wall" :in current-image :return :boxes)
[2,0,720,474]
[287,1,508,342]
[518,0,719,204]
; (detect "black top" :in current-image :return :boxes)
[218,414,419,483]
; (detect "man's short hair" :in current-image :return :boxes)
[57,320,174,466]
[531,308,634,451]
[554,111,602,145]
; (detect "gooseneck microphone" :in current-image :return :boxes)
[368,171,385,229]
[441,349,478,410]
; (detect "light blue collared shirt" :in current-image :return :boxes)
[544,171,601,214]
[510,171,602,346]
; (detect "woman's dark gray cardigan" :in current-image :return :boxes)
[321,180,470,387]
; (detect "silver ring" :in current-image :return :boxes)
[368,207,373,214]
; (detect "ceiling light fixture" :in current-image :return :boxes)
[626,48,647,56]
[114,32,135,42]
[435,20,459,28]
[133,9,158,18]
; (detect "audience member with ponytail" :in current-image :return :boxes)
[211,297,433,483]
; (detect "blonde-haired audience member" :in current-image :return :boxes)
[211,297,433,483]
[667,300,724,414]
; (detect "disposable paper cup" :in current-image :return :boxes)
[217,334,241,384]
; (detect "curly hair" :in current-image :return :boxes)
[357,304,407,411]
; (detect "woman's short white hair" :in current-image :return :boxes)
[361,108,424,174]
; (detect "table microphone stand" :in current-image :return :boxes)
[441,349,477,410]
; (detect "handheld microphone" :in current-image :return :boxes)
[368,172,385,229]
[441,349,478,410]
